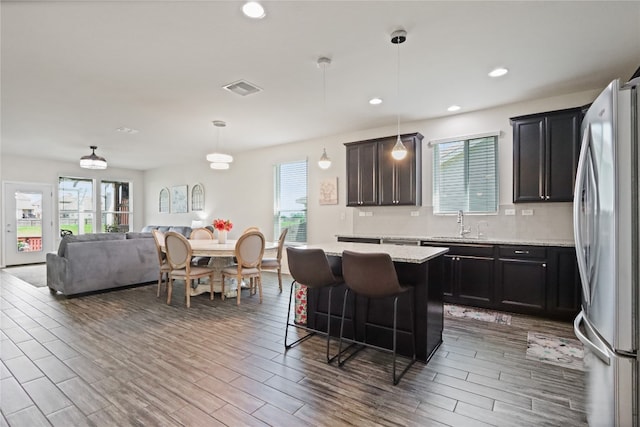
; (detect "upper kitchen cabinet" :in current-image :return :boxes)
[511,107,583,203]
[345,133,423,207]
[346,142,378,206]
[378,134,422,205]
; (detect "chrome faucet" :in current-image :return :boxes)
[457,210,472,237]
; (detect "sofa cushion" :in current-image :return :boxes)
[169,226,192,238]
[126,232,153,239]
[57,233,125,257]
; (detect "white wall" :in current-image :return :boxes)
[143,88,599,244]
[0,154,146,254]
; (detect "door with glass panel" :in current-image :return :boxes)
[3,182,54,266]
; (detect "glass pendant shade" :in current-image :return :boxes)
[80,145,107,169]
[210,162,230,170]
[318,148,331,169]
[391,135,407,160]
[206,152,234,163]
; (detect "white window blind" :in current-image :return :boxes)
[274,160,307,243]
[433,136,498,214]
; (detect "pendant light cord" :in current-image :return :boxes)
[396,38,401,137]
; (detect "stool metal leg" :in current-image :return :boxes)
[284,280,316,349]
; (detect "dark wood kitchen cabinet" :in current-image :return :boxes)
[496,246,548,315]
[546,247,582,318]
[346,142,378,206]
[378,134,422,206]
[428,243,495,309]
[345,133,422,207]
[511,107,582,203]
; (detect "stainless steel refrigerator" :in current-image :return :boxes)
[573,74,640,426]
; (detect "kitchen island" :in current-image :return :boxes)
[301,242,449,362]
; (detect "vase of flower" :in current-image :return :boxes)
[213,218,233,244]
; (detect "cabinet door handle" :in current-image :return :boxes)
[542,263,547,268]
[546,196,550,200]
[514,250,529,254]
[540,195,544,199]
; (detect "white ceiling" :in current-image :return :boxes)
[2,1,639,171]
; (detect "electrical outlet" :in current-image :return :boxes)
[505,209,516,216]
[521,209,534,216]
[411,211,419,217]
[365,211,373,217]
[340,212,346,220]
[359,211,366,217]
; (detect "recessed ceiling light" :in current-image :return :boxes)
[242,2,265,19]
[369,98,383,105]
[447,105,461,112]
[488,67,508,77]
[116,126,139,134]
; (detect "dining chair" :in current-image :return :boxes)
[260,228,288,292]
[221,230,265,305]
[285,247,343,362]
[242,226,260,234]
[164,231,215,308]
[338,250,416,385]
[189,227,214,267]
[151,229,171,297]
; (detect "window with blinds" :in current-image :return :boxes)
[274,160,308,243]
[432,135,498,214]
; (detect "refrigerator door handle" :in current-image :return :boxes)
[574,127,592,303]
[573,310,611,365]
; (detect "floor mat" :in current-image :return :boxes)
[2,263,47,287]
[444,304,512,325]
[526,331,585,371]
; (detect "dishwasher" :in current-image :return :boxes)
[380,238,421,246]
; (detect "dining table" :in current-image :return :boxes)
[162,239,277,297]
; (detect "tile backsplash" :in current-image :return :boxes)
[352,202,574,241]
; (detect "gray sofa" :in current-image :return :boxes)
[47,232,159,296]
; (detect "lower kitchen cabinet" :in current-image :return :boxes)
[421,240,581,320]
[546,247,582,319]
[440,244,495,308]
[496,246,548,314]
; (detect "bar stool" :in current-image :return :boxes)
[338,250,416,385]
[285,247,342,362]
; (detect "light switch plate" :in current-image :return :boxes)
[359,211,366,217]
[365,211,373,217]
[411,211,419,217]
[505,209,516,216]
[521,209,534,216]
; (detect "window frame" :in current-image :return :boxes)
[273,159,308,244]
[432,133,499,215]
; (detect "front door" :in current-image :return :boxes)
[3,182,54,266]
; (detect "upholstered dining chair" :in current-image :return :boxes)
[338,250,416,385]
[242,226,260,234]
[260,228,288,292]
[285,247,343,362]
[151,229,171,297]
[189,227,214,267]
[164,231,215,308]
[221,230,265,305]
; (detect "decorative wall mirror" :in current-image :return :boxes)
[159,187,169,213]
[191,183,204,211]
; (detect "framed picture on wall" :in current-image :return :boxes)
[191,183,204,211]
[319,177,338,205]
[159,187,170,213]
[171,185,188,213]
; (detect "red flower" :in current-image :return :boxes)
[213,219,233,232]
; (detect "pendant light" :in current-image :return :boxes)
[391,29,407,161]
[206,120,233,166]
[318,148,331,170]
[317,56,332,169]
[80,145,107,169]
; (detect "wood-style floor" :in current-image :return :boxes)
[0,269,587,426]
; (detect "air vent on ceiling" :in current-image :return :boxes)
[222,80,262,96]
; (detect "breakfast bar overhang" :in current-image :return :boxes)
[300,242,449,362]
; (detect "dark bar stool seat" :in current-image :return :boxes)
[338,250,416,385]
[285,247,342,362]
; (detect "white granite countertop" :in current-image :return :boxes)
[303,242,449,264]
[336,234,575,248]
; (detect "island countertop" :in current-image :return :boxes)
[303,242,449,264]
